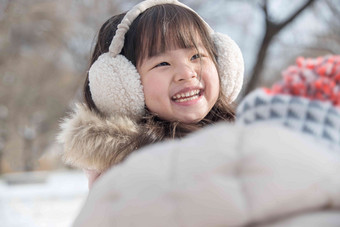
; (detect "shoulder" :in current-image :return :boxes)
[73,122,340,226]
[57,103,140,171]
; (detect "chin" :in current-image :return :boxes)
[158,112,206,124]
[178,115,204,124]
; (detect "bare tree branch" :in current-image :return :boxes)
[278,0,315,30]
[259,0,269,19]
[326,0,340,16]
[244,0,316,96]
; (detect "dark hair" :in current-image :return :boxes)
[84,4,235,153]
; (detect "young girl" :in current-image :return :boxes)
[72,55,340,227]
[58,0,244,188]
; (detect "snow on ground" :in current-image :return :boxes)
[0,171,88,227]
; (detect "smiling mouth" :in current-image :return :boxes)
[171,89,203,103]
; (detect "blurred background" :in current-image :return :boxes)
[0,0,339,226]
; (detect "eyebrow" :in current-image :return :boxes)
[148,45,204,59]
[138,44,207,68]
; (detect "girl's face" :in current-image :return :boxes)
[137,46,220,123]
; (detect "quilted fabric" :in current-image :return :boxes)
[237,89,340,148]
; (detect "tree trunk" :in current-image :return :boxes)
[244,22,278,95]
[243,0,316,96]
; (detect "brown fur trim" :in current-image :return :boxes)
[57,103,140,171]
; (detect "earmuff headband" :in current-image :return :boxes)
[109,0,214,57]
[89,0,244,118]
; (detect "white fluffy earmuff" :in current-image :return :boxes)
[89,0,244,118]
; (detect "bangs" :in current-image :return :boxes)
[128,4,216,66]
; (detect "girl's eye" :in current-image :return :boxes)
[191,54,201,60]
[154,62,170,68]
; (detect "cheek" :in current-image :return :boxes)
[205,63,220,91]
[142,80,154,104]
[142,76,167,105]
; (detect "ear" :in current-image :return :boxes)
[88,53,145,118]
[212,33,244,102]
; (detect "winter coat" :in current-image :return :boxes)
[69,89,340,227]
[57,103,141,172]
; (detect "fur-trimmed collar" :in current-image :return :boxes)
[57,104,140,172]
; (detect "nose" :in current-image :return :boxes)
[174,64,198,82]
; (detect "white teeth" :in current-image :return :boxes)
[172,89,200,100]
[174,95,199,103]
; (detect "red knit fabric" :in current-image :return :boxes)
[265,55,340,108]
